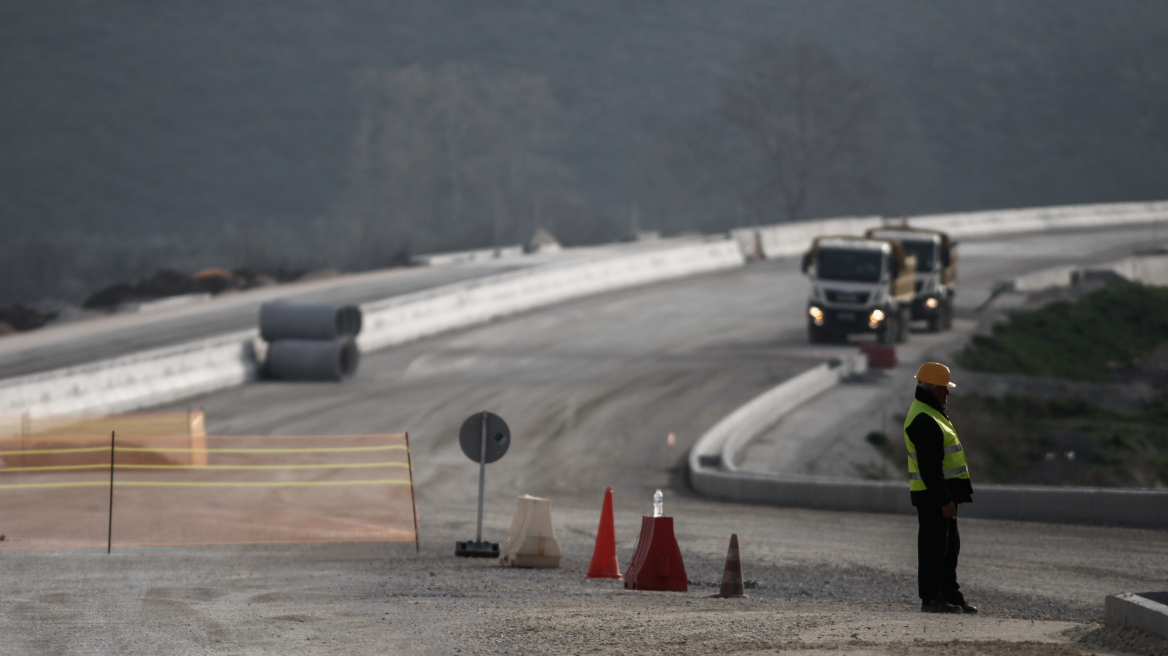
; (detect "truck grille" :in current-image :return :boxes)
[825,290,869,304]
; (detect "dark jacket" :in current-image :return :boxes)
[907,386,973,507]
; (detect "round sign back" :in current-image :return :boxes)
[458,412,511,464]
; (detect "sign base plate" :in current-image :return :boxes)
[455,540,499,558]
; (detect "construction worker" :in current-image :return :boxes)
[905,362,977,614]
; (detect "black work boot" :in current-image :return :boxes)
[948,601,978,614]
[921,599,963,614]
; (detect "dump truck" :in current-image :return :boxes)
[864,226,957,332]
[801,236,917,344]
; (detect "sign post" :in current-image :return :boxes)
[455,411,510,557]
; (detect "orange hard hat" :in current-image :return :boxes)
[915,362,956,388]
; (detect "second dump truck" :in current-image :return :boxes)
[864,227,957,332]
[801,236,917,344]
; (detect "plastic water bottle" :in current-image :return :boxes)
[652,489,663,517]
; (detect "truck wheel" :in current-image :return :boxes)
[896,306,910,343]
[927,311,942,333]
[808,323,824,343]
[877,318,895,345]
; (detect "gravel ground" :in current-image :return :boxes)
[2,494,1165,655]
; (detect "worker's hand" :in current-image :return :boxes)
[941,502,957,518]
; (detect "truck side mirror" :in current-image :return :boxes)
[801,252,812,273]
[888,258,900,279]
[941,247,951,268]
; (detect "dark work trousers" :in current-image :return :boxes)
[916,506,964,604]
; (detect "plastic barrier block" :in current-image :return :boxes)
[860,343,897,369]
[499,495,561,568]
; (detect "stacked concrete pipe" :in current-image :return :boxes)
[259,302,362,381]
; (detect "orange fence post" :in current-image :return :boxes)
[405,432,419,553]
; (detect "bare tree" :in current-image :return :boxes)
[333,63,582,268]
[716,41,877,223]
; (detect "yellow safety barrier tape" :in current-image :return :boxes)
[0,447,111,456]
[0,462,410,473]
[0,481,110,489]
[0,443,408,455]
[115,445,407,454]
[113,479,413,487]
[0,478,411,490]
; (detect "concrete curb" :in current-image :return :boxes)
[1105,593,1168,639]
[1008,253,1168,292]
[0,238,744,417]
[688,353,868,472]
[688,364,1168,529]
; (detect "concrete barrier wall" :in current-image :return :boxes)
[910,200,1168,238]
[731,200,1168,260]
[1008,253,1168,292]
[731,216,883,259]
[0,331,258,418]
[0,238,744,417]
[411,245,524,266]
[1105,254,1168,286]
[358,238,745,352]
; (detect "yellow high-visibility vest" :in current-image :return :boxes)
[904,399,969,492]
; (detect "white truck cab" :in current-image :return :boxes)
[865,227,957,332]
[801,236,916,344]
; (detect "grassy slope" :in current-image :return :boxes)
[956,282,1168,382]
[947,283,1168,487]
[869,395,1168,488]
[948,395,1168,488]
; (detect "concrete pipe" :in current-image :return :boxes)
[259,302,362,342]
[264,339,360,381]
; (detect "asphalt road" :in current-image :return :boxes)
[2,224,1167,654]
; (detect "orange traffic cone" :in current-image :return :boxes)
[716,534,745,598]
[586,487,621,579]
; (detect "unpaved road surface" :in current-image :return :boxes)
[2,496,1166,654]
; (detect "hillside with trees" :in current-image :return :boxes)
[2,1,1167,304]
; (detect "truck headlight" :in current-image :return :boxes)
[808,306,824,326]
[925,297,939,309]
[868,308,884,329]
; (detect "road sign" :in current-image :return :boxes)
[458,412,510,464]
[455,411,511,558]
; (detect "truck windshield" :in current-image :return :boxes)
[816,249,883,282]
[899,240,936,272]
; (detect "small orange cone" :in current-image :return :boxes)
[716,534,745,598]
[586,487,621,579]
